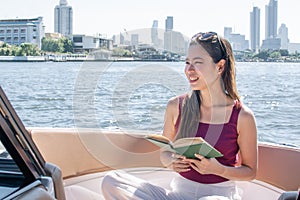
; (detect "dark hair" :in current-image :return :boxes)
[176,33,240,139]
[190,35,240,101]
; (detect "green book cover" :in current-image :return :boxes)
[145,135,223,159]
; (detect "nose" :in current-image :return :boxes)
[185,63,195,72]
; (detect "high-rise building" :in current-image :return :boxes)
[278,23,289,50]
[120,33,124,45]
[224,27,249,51]
[0,17,45,48]
[164,16,173,51]
[151,20,159,47]
[250,6,260,52]
[265,0,278,39]
[54,0,73,36]
[224,27,233,39]
[165,16,173,32]
[261,0,280,50]
[163,16,187,54]
[131,34,139,47]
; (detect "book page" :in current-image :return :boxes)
[173,137,205,148]
[146,134,171,144]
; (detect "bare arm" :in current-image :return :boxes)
[160,96,190,172]
[219,106,258,180]
[162,96,179,141]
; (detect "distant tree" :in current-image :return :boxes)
[18,43,41,56]
[5,48,11,56]
[61,37,73,53]
[279,49,289,56]
[11,46,17,56]
[270,51,281,59]
[255,50,270,61]
[112,47,126,56]
[42,37,64,53]
[1,43,9,48]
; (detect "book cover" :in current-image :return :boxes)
[145,134,223,159]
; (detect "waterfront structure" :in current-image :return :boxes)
[250,6,260,52]
[228,33,249,51]
[54,0,73,37]
[0,17,45,48]
[278,24,289,50]
[45,32,64,39]
[164,30,186,55]
[224,27,249,51]
[261,38,281,50]
[163,16,187,55]
[72,34,113,53]
[288,43,300,54]
[224,27,232,39]
[131,34,139,48]
[163,16,187,54]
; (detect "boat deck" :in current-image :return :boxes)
[63,167,284,200]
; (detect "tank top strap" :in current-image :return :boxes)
[228,100,242,125]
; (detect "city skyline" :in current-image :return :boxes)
[0,0,299,43]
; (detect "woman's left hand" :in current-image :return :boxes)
[184,154,225,175]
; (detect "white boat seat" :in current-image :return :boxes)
[63,167,284,200]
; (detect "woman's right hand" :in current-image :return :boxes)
[160,151,191,173]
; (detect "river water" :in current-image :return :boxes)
[0,61,299,147]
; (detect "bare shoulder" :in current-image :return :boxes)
[238,104,257,132]
[163,95,182,138]
[239,104,255,120]
[167,96,179,107]
[165,96,180,115]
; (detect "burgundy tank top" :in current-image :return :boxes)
[175,95,241,184]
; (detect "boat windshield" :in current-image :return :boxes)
[0,141,25,199]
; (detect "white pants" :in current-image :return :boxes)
[101,170,242,200]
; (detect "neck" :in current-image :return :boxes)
[198,81,232,107]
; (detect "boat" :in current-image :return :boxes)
[0,86,299,200]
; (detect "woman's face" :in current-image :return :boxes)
[185,44,219,91]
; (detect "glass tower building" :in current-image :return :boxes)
[250,6,260,52]
[54,0,73,36]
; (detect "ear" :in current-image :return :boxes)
[216,59,226,74]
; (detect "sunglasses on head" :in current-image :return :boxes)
[192,31,227,60]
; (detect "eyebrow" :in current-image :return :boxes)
[186,56,203,62]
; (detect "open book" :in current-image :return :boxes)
[145,134,223,159]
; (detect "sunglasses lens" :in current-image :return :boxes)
[194,32,217,41]
[192,32,227,60]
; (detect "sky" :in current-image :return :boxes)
[1,0,299,43]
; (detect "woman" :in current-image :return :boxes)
[101,32,257,200]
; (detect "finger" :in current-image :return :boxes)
[173,164,191,172]
[171,153,185,159]
[194,154,205,160]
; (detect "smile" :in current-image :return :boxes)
[189,76,199,83]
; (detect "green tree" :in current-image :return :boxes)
[19,43,41,56]
[0,48,5,56]
[255,50,270,61]
[5,48,11,56]
[270,51,281,59]
[41,37,64,53]
[61,37,73,53]
[279,49,289,56]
